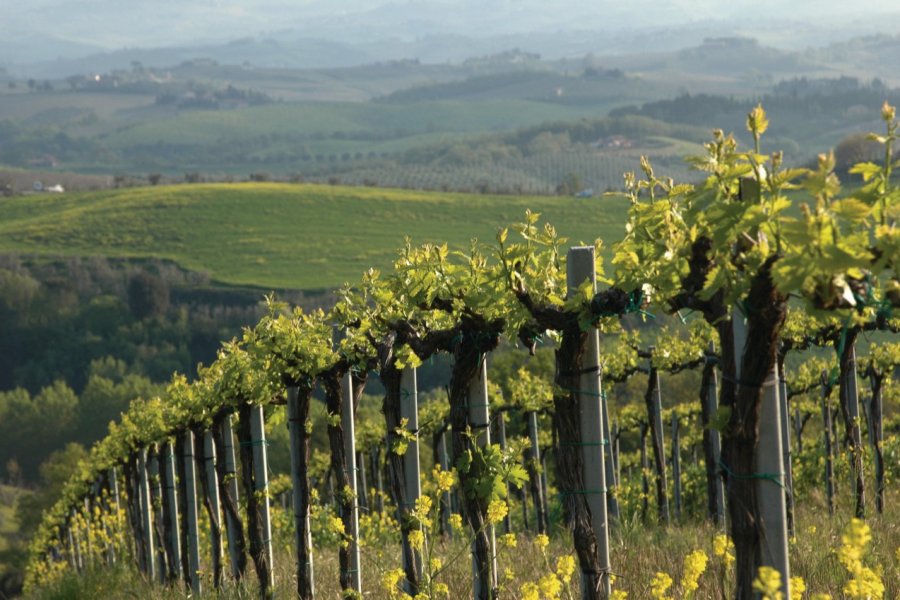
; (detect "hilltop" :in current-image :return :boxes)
[0,182,629,290]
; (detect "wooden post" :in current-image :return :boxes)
[357,451,369,512]
[777,357,795,537]
[220,415,243,579]
[469,358,499,596]
[287,385,315,599]
[843,344,866,518]
[700,344,726,525]
[147,449,166,583]
[496,410,512,534]
[612,422,621,509]
[372,447,385,514]
[645,361,670,525]
[400,367,424,592]
[438,431,452,539]
[793,407,803,454]
[138,447,156,578]
[203,430,224,587]
[733,307,789,598]
[339,372,363,595]
[671,412,682,522]
[868,371,885,514]
[567,246,612,597]
[527,411,548,534]
[70,510,83,573]
[164,441,182,581]
[601,388,619,522]
[250,405,275,593]
[101,473,117,565]
[182,430,202,595]
[821,371,835,515]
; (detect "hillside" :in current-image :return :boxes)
[0,183,629,290]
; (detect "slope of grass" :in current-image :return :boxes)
[101,100,605,148]
[0,183,629,290]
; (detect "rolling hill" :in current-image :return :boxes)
[0,183,630,290]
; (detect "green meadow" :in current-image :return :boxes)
[0,183,630,290]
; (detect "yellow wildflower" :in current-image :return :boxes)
[610,591,628,600]
[520,581,540,600]
[556,554,576,584]
[430,557,442,572]
[752,566,783,600]
[535,533,550,550]
[713,533,735,567]
[408,529,425,551]
[500,533,517,548]
[538,573,562,599]
[650,572,673,600]
[838,518,885,599]
[433,582,449,596]
[790,576,806,600]
[449,514,463,530]
[682,549,708,596]
[433,466,455,492]
[329,516,346,535]
[381,568,405,597]
[413,496,433,527]
[486,499,508,525]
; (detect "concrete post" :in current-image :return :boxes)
[567,246,612,597]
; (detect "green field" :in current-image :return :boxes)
[0,183,629,289]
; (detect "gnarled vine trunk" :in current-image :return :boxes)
[720,260,787,599]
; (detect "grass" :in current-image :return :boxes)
[102,100,606,149]
[0,182,630,290]
[24,491,900,599]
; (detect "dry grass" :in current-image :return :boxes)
[26,489,900,599]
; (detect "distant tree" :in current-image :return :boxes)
[556,171,583,195]
[127,271,170,320]
[26,79,35,91]
[148,173,162,186]
[249,172,270,182]
[834,132,882,174]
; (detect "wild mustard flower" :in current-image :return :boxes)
[556,554,576,585]
[650,572,673,600]
[412,495,433,527]
[752,566,783,600]
[433,582,449,596]
[713,533,735,567]
[839,518,885,599]
[500,533,517,548]
[538,573,562,599]
[535,533,550,550]
[521,581,540,600]
[610,591,628,600]
[790,576,806,600]
[487,499,508,525]
[449,514,463,530]
[681,549,708,597]
[408,529,425,551]
[329,515,346,535]
[381,568,405,597]
[430,557,442,572]
[433,466,455,492]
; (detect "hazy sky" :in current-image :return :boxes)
[3,0,900,67]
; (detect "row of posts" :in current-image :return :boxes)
[59,243,851,599]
